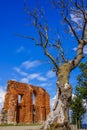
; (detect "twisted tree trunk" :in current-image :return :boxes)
[24,1,87,129]
[41,63,72,130]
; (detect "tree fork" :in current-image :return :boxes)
[23,1,87,129]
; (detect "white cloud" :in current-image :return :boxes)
[84,45,87,54]
[37,76,47,81]
[20,73,47,84]
[14,67,28,76]
[38,83,48,87]
[37,82,53,88]
[20,78,29,83]
[21,60,41,69]
[70,13,83,34]
[73,47,77,51]
[0,87,6,112]
[16,46,25,53]
[28,73,40,80]
[46,70,55,78]
[70,14,82,24]
[27,73,47,81]
[10,78,17,81]
[50,95,56,109]
[73,45,87,54]
[13,60,45,83]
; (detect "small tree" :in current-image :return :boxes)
[76,62,87,101]
[70,61,87,129]
[22,0,87,130]
[70,95,86,129]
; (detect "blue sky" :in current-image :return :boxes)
[0,0,87,122]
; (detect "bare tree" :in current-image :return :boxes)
[22,0,87,130]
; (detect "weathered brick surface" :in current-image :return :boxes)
[1,80,50,124]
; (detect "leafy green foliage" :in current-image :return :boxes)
[70,62,87,128]
[70,96,86,128]
[76,62,87,100]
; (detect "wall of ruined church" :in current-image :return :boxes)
[1,80,50,124]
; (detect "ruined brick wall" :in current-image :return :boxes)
[2,80,50,124]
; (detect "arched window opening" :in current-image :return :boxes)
[18,95,23,103]
[32,92,36,105]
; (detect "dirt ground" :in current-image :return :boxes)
[0,125,42,130]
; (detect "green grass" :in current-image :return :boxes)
[0,123,42,126]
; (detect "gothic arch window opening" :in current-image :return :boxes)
[18,94,23,103]
[32,92,36,105]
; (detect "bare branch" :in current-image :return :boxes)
[74,1,85,18]
[81,22,86,39]
[43,46,59,70]
[15,34,40,45]
[49,41,68,63]
[64,17,80,43]
[23,3,72,70]
[70,40,86,70]
[23,0,87,72]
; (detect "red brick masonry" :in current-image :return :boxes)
[2,80,50,124]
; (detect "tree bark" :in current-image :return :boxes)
[41,63,72,130]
